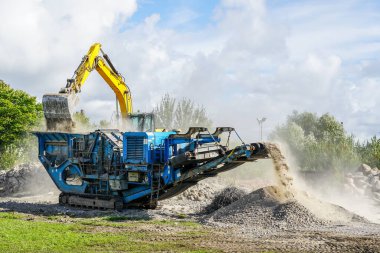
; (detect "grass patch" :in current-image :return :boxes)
[0,212,215,253]
[177,213,188,219]
[0,211,24,219]
[46,215,61,221]
[178,230,210,237]
[78,219,131,228]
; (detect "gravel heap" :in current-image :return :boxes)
[345,164,380,203]
[0,163,56,196]
[203,143,368,231]
[203,187,246,214]
[204,185,328,230]
[177,179,225,201]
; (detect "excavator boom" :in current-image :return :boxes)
[43,43,133,131]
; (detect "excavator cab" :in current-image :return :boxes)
[129,113,155,132]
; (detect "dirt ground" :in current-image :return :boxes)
[1,149,380,252]
[1,184,379,252]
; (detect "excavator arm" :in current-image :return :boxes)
[96,56,132,119]
[66,43,101,93]
[43,43,135,130]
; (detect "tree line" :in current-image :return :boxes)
[0,80,378,173]
[0,83,213,169]
[270,111,380,173]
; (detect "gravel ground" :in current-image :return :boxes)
[1,144,380,252]
[1,186,379,252]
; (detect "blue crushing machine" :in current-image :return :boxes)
[34,127,268,210]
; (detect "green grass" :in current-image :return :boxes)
[0,211,24,219]
[177,213,188,219]
[0,212,217,253]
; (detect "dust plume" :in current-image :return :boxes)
[270,141,380,223]
[265,142,294,191]
[0,163,58,200]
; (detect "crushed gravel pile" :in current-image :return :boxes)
[0,163,57,196]
[177,180,225,201]
[203,187,246,214]
[203,143,367,231]
[204,186,328,230]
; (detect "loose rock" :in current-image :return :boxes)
[0,163,57,196]
[203,187,246,214]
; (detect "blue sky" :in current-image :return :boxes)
[0,0,380,140]
[129,0,219,30]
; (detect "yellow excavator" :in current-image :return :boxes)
[42,43,154,131]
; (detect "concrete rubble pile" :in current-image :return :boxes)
[345,164,380,203]
[0,163,56,196]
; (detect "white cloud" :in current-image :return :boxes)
[0,0,380,141]
[0,0,137,90]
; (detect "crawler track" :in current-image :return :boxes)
[59,193,124,211]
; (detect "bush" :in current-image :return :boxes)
[270,111,360,173]
[0,80,43,169]
[356,136,380,169]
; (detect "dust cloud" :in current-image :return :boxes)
[265,143,294,191]
[269,141,380,223]
[0,163,58,200]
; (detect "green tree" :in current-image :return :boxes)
[72,109,94,130]
[154,94,176,130]
[356,137,380,168]
[270,111,359,173]
[99,119,111,128]
[154,94,212,131]
[0,80,43,169]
